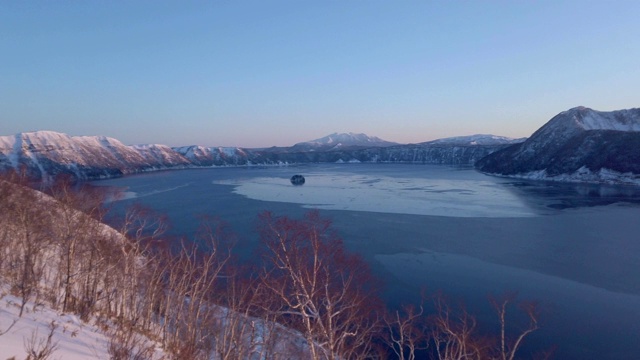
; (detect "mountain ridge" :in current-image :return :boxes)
[420,134,526,146]
[0,131,191,180]
[0,130,519,180]
[476,106,640,184]
[14,105,640,186]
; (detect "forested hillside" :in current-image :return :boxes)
[0,171,543,359]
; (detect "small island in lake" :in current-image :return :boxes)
[290,174,305,186]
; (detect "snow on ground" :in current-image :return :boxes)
[0,290,164,359]
[219,147,239,157]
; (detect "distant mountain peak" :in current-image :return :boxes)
[294,133,397,149]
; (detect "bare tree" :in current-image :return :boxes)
[430,295,489,360]
[109,205,168,327]
[384,302,429,360]
[0,172,52,316]
[46,176,108,313]
[258,211,382,360]
[208,262,305,360]
[0,177,13,272]
[144,216,235,359]
[490,293,540,360]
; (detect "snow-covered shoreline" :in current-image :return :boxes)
[482,166,640,186]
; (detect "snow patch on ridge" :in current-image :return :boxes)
[10,134,21,168]
[568,107,640,132]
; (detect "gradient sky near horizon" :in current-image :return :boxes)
[1,1,639,147]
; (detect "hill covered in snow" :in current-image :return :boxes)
[0,290,164,359]
[476,106,640,184]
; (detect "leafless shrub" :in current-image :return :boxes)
[23,320,59,360]
[107,324,157,360]
[0,318,18,337]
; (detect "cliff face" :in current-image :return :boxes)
[0,131,191,180]
[172,143,512,166]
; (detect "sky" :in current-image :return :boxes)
[1,1,639,148]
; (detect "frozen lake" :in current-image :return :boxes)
[218,167,535,217]
[95,164,640,359]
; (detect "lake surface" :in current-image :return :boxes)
[94,164,640,359]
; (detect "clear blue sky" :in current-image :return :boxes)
[1,1,639,147]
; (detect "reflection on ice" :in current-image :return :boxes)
[220,172,535,218]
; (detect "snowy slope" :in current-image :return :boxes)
[567,106,640,131]
[476,106,640,184]
[0,291,163,360]
[0,181,163,359]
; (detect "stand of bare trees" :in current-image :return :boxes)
[0,170,547,359]
[0,171,52,317]
[428,293,546,360]
[0,171,306,359]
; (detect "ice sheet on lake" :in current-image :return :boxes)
[220,172,536,217]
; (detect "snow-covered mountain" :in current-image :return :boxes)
[292,132,398,151]
[0,130,517,181]
[0,131,190,180]
[421,134,526,146]
[173,145,255,166]
[476,106,640,184]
